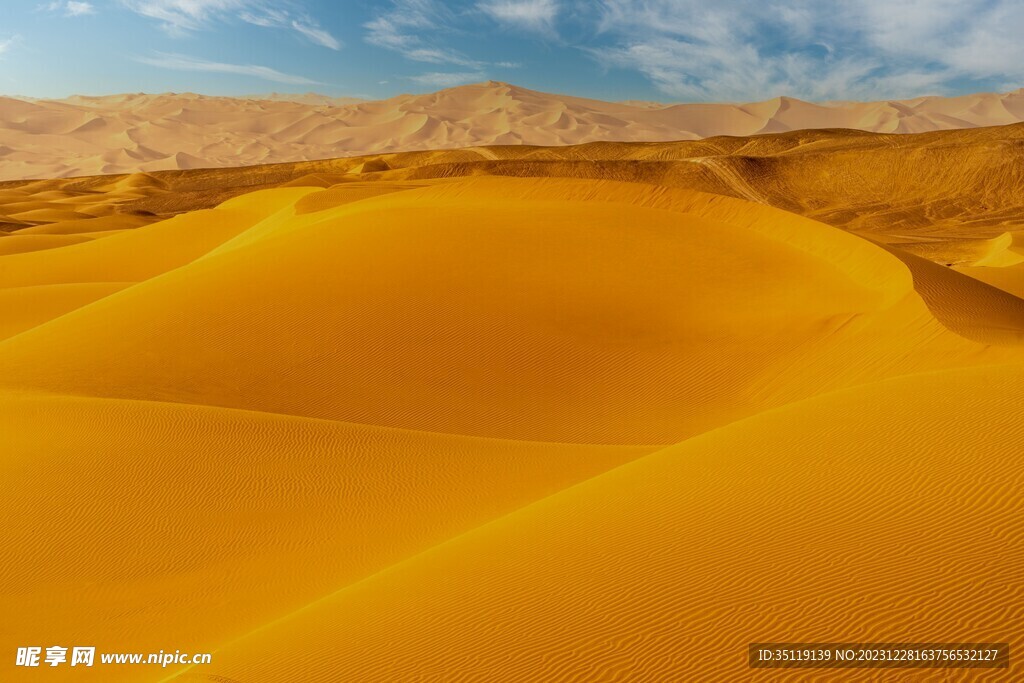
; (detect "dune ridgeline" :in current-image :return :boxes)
[3,81,1024,180]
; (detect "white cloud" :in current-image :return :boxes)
[478,0,558,33]
[852,0,973,55]
[291,20,341,50]
[65,1,95,15]
[0,37,15,56]
[237,7,287,27]
[407,71,487,88]
[135,52,320,85]
[364,16,411,51]
[938,2,1024,77]
[367,0,532,73]
[122,1,340,49]
[42,1,96,16]
[407,48,481,67]
[366,1,483,68]
[365,0,443,49]
[591,0,1024,101]
[597,37,920,102]
[121,0,245,34]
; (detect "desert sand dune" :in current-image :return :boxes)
[952,232,1024,299]
[0,392,654,683]
[3,82,1024,181]
[957,263,1024,300]
[178,362,1024,683]
[876,245,1024,344]
[0,232,93,255]
[0,282,130,340]
[2,124,1023,681]
[1,178,1014,444]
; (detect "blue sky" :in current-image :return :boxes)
[2,1,1023,102]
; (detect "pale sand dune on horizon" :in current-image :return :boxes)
[2,81,1024,181]
[1,127,1023,681]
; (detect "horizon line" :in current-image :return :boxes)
[4,80,1024,108]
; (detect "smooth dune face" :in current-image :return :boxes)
[1,393,654,682]
[190,363,1024,683]
[3,81,1024,181]
[0,179,969,444]
[2,124,1023,681]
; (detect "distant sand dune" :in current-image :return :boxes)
[2,82,1024,181]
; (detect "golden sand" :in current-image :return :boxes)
[1,123,1022,681]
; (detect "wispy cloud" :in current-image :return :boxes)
[366,0,525,71]
[0,36,16,57]
[120,0,243,34]
[135,52,320,85]
[591,0,1024,102]
[365,0,476,66]
[122,1,340,49]
[42,1,96,16]
[237,7,287,28]
[65,1,95,15]
[863,0,1024,79]
[290,19,341,50]
[478,0,558,34]
[236,7,342,50]
[407,71,487,88]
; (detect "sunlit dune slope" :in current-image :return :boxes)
[174,362,1024,683]
[875,244,1024,344]
[0,177,1012,443]
[0,392,653,683]
[2,123,1023,682]
[3,82,1024,181]
[0,282,131,340]
[0,189,313,288]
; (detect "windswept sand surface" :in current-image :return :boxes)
[3,81,1024,180]
[1,124,1023,681]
